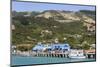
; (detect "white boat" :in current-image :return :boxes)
[69,56,86,59]
[69,49,86,59]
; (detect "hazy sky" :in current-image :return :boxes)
[12,1,95,12]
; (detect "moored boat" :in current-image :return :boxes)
[69,56,86,59]
[69,49,86,59]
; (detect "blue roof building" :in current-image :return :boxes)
[32,43,70,52]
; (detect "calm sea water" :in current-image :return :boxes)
[11,55,96,66]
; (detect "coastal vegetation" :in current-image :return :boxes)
[12,10,96,51]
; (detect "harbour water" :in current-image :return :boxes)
[11,55,96,66]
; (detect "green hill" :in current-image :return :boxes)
[12,10,96,50]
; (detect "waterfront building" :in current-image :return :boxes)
[32,43,70,52]
[32,43,70,57]
[84,49,96,59]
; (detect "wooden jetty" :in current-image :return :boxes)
[33,51,69,58]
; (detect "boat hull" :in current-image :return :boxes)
[69,56,86,59]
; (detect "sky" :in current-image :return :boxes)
[12,1,95,12]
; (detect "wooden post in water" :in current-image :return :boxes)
[58,54,60,57]
[65,54,67,58]
[62,54,64,58]
[52,54,53,57]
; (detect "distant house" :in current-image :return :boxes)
[32,43,70,53]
